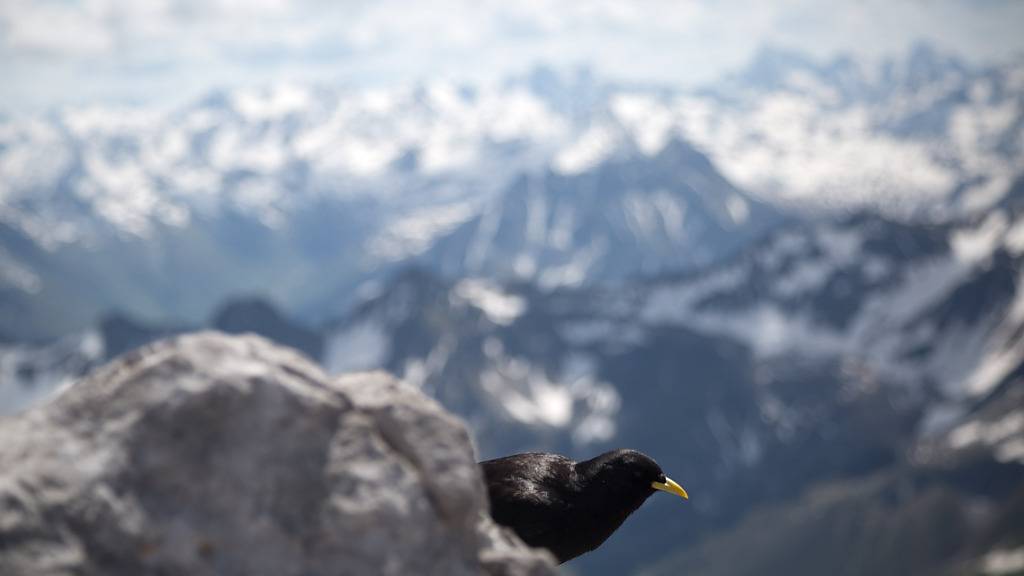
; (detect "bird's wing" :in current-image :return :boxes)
[487,481,568,544]
[481,454,576,547]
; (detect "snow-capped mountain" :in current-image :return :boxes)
[0,81,568,339]
[425,138,781,287]
[328,219,1023,576]
[642,44,1024,216]
[323,193,1024,452]
[2,44,1021,342]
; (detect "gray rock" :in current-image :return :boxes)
[0,332,557,576]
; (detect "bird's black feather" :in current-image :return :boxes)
[480,449,669,563]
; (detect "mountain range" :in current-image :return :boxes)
[1,44,1023,575]
[2,44,1022,339]
[4,192,1021,573]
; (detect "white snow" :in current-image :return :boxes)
[982,547,1024,575]
[478,348,619,442]
[0,246,41,293]
[1004,216,1024,256]
[368,201,478,261]
[680,94,958,212]
[961,176,1013,214]
[553,124,618,175]
[726,194,749,224]
[961,276,1024,397]
[637,220,1016,404]
[610,93,674,155]
[231,85,311,121]
[323,320,391,374]
[952,210,1009,264]
[480,356,574,428]
[641,265,749,323]
[571,370,621,445]
[536,235,608,290]
[769,223,863,299]
[453,279,527,326]
[703,304,847,358]
[996,439,1024,464]
[949,412,1024,450]
[1,54,1021,252]
[0,79,572,245]
[773,259,833,298]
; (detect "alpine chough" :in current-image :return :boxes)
[480,449,688,563]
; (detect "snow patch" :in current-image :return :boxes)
[477,349,619,442]
[554,125,617,175]
[726,195,749,224]
[611,93,674,155]
[952,211,1009,264]
[0,247,41,293]
[323,321,390,374]
[949,412,1024,450]
[453,279,527,326]
[536,235,608,290]
[1004,216,1024,256]
[480,357,574,428]
[961,277,1024,397]
[369,201,478,261]
[231,85,311,121]
[983,547,1024,575]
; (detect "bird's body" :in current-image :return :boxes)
[480,449,687,563]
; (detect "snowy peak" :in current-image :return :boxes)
[675,44,1024,215]
[726,42,971,105]
[726,45,871,104]
[427,137,780,288]
[2,45,1023,342]
[0,80,567,246]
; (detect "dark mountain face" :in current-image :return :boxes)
[100,313,187,360]
[321,205,1024,574]
[0,297,322,416]
[212,298,323,360]
[0,194,383,341]
[426,139,781,288]
[4,197,1024,574]
[641,454,1024,576]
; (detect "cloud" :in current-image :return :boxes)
[0,0,1021,112]
[0,0,115,55]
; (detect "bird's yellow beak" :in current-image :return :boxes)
[651,477,689,500]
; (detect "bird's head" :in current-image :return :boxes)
[579,449,689,504]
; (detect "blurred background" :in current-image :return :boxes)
[2,1,1024,574]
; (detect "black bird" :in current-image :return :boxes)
[480,449,688,563]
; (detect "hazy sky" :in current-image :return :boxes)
[1,0,1022,113]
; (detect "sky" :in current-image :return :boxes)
[1,0,1023,113]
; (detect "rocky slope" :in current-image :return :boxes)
[0,332,557,576]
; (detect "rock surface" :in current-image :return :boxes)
[0,332,557,576]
